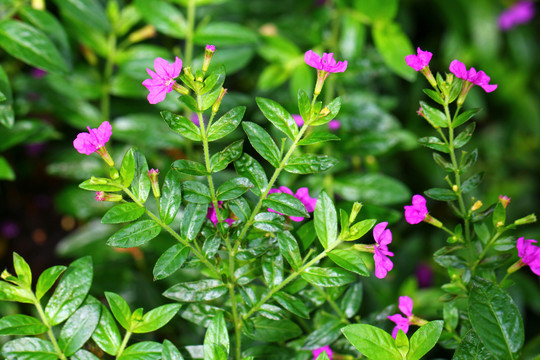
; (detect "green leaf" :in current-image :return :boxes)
[423,89,444,105]
[35,265,66,301]
[342,324,402,360]
[304,319,343,349]
[284,154,338,174]
[301,267,355,287]
[118,341,162,360]
[172,160,207,176]
[45,256,93,326]
[12,253,32,288]
[131,149,151,203]
[298,89,311,122]
[468,277,524,359]
[0,20,69,74]
[78,178,122,192]
[0,156,15,180]
[407,321,443,360]
[0,315,47,336]
[242,122,280,167]
[133,304,182,333]
[273,292,309,319]
[298,131,340,146]
[216,177,253,201]
[71,349,101,360]
[0,63,13,128]
[162,340,184,360]
[161,111,202,141]
[207,106,246,141]
[425,188,458,201]
[180,203,208,240]
[354,0,398,21]
[210,140,244,173]
[263,193,308,218]
[452,330,492,360]
[229,197,252,222]
[310,97,342,126]
[58,304,101,356]
[276,231,302,270]
[105,292,131,331]
[420,101,448,128]
[372,21,415,81]
[52,0,110,32]
[204,311,229,355]
[107,220,161,248]
[328,249,369,277]
[120,148,135,187]
[154,244,190,280]
[453,108,481,128]
[314,192,337,249]
[1,337,57,360]
[234,154,268,196]
[454,122,475,148]
[92,304,121,356]
[340,282,363,318]
[0,281,34,303]
[418,136,450,153]
[135,0,186,38]
[395,330,409,358]
[163,280,228,302]
[193,22,258,46]
[433,153,454,172]
[343,219,377,241]
[160,169,183,224]
[102,203,145,224]
[183,181,211,204]
[244,317,302,342]
[256,97,298,140]
[462,173,483,193]
[253,212,284,232]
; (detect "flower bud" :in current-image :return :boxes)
[498,195,511,208]
[212,88,227,114]
[202,44,216,73]
[1,269,12,280]
[148,169,160,198]
[446,73,454,85]
[95,191,123,202]
[514,213,537,226]
[353,244,375,254]
[507,259,525,274]
[452,185,458,192]
[349,202,363,224]
[425,214,443,228]
[90,176,108,185]
[183,67,195,81]
[128,25,156,43]
[319,107,330,117]
[172,82,190,95]
[471,200,483,212]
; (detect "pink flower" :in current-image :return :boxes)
[267,186,317,222]
[207,201,234,227]
[142,57,183,104]
[517,237,540,275]
[293,114,304,127]
[373,222,394,279]
[73,121,112,155]
[405,47,432,71]
[327,119,340,130]
[95,191,105,202]
[31,68,47,78]
[449,60,497,93]
[404,195,428,225]
[498,1,535,31]
[304,51,347,73]
[499,195,511,208]
[292,114,340,130]
[312,346,333,360]
[388,296,414,338]
[206,44,216,52]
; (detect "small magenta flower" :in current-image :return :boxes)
[304,50,347,95]
[206,44,216,52]
[31,68,47,79]
[73,121,114,166]
[450,60,497,106]
[404,195,429,224]
[328,119,340,130]
[207,201,234,227]
[405,47,437,88]
[142,57,183,104]
[373,222,394,279]
[499,195,511,208]
[203,45,216,72]
[388,296,414,338]
[498,1,535,31]
[312,345,333,360]
[267,186,317,222]
[293,114,304,127]
[95,191,122,202]
[509,237,540,276]
[292,114,340,130]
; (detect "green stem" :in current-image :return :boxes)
[116,330,132,359]
[314,286,349,323]
[499,271,512,285]
[185,0,196,66]
[34,300,66,360]
[471,231,502,272]
[101,32,117,123]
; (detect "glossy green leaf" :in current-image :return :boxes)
[118,341,162,360]
[354,0,398,21]
[216,177,253,201]
[160,169,183,224]
[0,20,69,74]
[172,159,207,176]
[273,292,309,319]
[340,282,363,318]
[310,97,342,126]
[119,148,135,187]
[304,319,343,349]
[210,140,244,172]
[105,292,131,331]
[193,22,258,46]
[372,21,415,81]
[425,188,458,201]
[133,304,182,333]
[234,154,268,196]
[161,111,202,141]
[423,89,444,105]
[45,256,93,326]
[407,321,443,360]
[453,108,481,128]
[253,212,284,232]
[244,317,302,342]
[58,304,101,356]
[181,203,207,240]
[183,181,212,204]
[0,156,15,180]
[162,340,184,360]
[135,0,186,38]
[395,330,409,358]
[107,220,161,248]
[314,191,337,249]
[35,265,67,301]
[0,62,14,127]
[163,280,228,302]
[263,193,308,218]
[1,337,57,360]
[154,244,190,280]
[78,178,122,192]
[454,123,475,148]
[12,253,32,288]
[131,149,151,203]
[0,281,34,303]
[92,304,121,356]
[71,349,101,360]
[462,173,483,193]
[452,330,492,360]
[297,89,311,122]
[102,203,145,224]
[418,136,450,153]
[207,106,246,141]
[469,277,524,359]
[301,267,355,287]
[276,231,302,270]
[204,311,229,355]
[284,154,337,174]
[328,249,369,276]
[342,324,402,360]
[229,197,252,222]
[0,315,47,336]
[52,0,110,31]
[256,97,298,140]
[420,101,448,128]
[298,131,340,146]
[343,219,377,241]
[242,122,280,167]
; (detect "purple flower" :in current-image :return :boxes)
[73,121,112,155]
[207,201,234,227]
[405,47,432,71]
[31,68,47,78]
[499,195,511,208]
[388,296,414,338]
[304,51,347,73]
[327,119,340,130]
[206,44,216,52]
[142,57,183,104]
[312,346,333,360]
[498,1,535,30]
[373,222,394,279]
[293,114,304,127]
[517,237,540,275]
[292,114,340,130]
[267,186,317,222]
[449,60,497,93]
[415,264,433,288]
[404,195,428,225]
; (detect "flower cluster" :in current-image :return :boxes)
[267,186,317,222]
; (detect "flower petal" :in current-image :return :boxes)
[449,60,468,79]
[399,295,414,317]
[304,50,322,70]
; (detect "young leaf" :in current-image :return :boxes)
[207,106,246,141]
[310,97,342,126]
[1,337,57,360]
[160,169,183,224]
[298,131,340,146]
[210,140,244,172]
[262,193,308,218]
[101,203,145,224]
[234,154,268,196]
[58,304,101,356]
[422,89,444,105]
[0,282,34,304]
[242,122,280,167]
[256,97,298,140]
[12,253,32,288]
[163,280,228,302]
[92,304,122,356]
[453,108,481,128]
[328,249,369,276]
[120,148,135,187]
[395,330,409,358]
[339,282,363,318]
[417,136,450,153]
[343,219,377,241]
[45,256,93,326]
[107,220,161,248]
[216,177,253,201]
[419,101,448,128]
[342,324,402,360]
[182,181,211,204]
[133,304,182,333]
[35,265,66,301]
[154,244,190,281]
[284,154,338,174]
[131,149,151,203]
[454,122,475,148]
[406,320,443,360]
[117,341,162,360]
[0,315,47,336]
[314,191,337,249]
[298,89,311,122]
[161,111,202,141]
[180,203,207,241]
[204,311,229,355]
[105,292,131,331]
[301,267,355,287]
